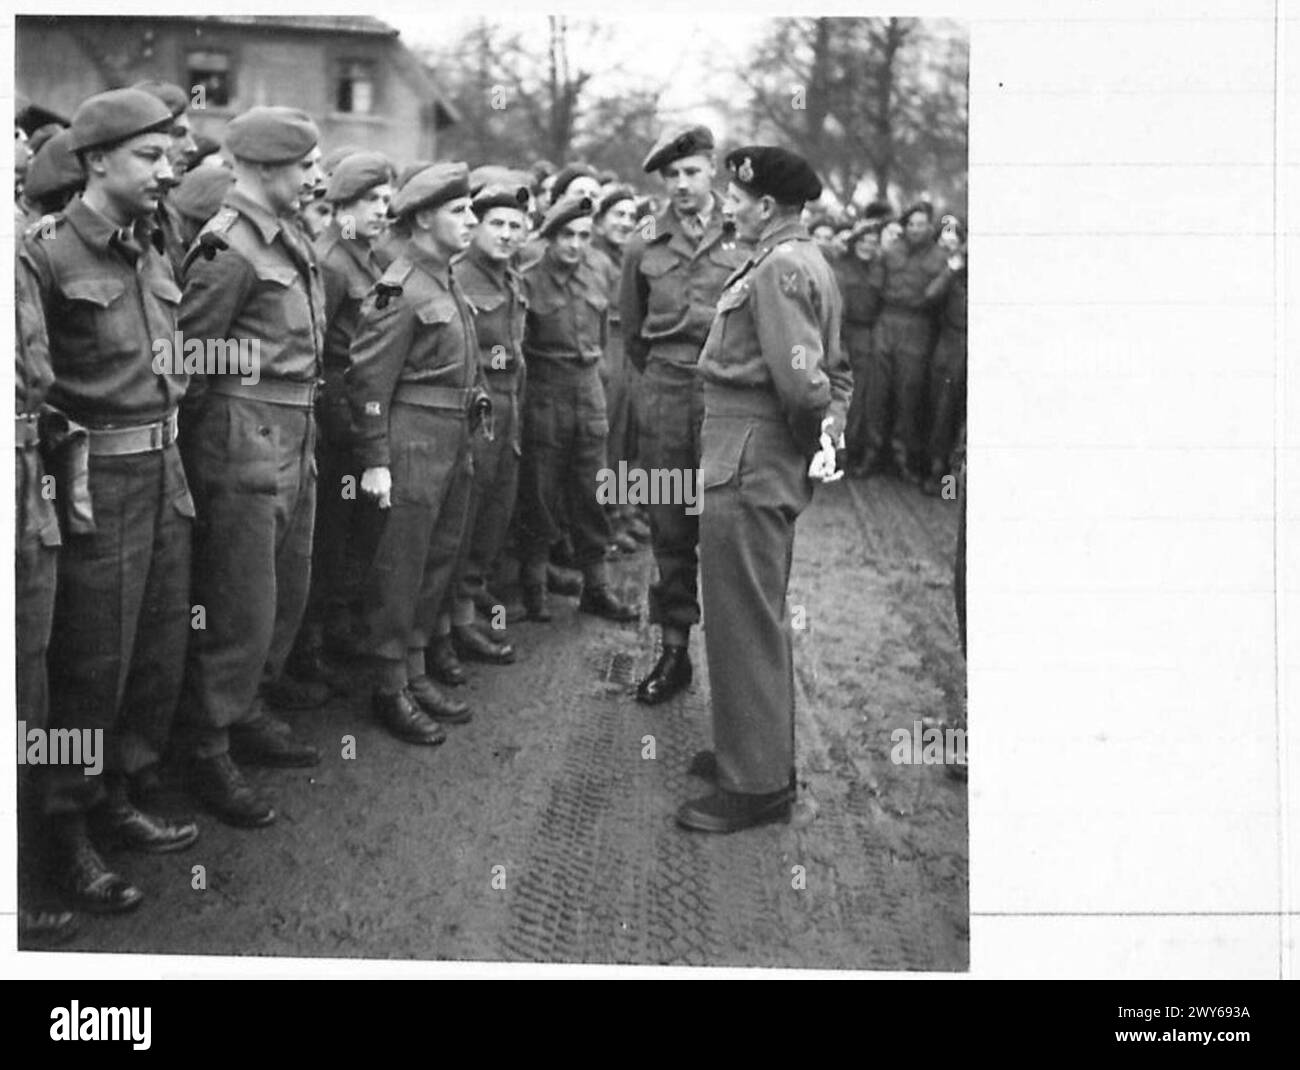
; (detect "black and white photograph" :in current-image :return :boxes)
[10,10,969,969]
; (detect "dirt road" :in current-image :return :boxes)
[47,475,967,971]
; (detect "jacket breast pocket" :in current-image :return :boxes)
[253,260,311,336]
[60,276,134,361]
[415,301,460,368]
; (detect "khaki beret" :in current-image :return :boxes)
[325,151,395,204]
[321,143,365,175]
[642,124,714,174]
[396,159,435,190]
[471,182,531,218]
[390,161,471,218]
[69,88,174,152]
[171,165,236,224]
[133,80,190,118]
[539,194,595,239]
[225,106,319,165]
[24,129,84,202]
[724,145,822,206]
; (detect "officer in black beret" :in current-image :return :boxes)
[516,194,639,623]
[178,106,327,827]
[21,87,200,911]
[345,162,485,741]
[620,122,750,705]
[676,145,852,833]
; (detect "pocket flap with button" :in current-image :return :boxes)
[416,301,457,326]
[62,277,126,307]
[700,422,753,489]
[467,291,506,314]
[252,262,299,288]
[151,276,183,305]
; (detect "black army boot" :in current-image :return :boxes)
[190,754,276,828]
[635,645,692,705]
[578,585,639,623]
[49,814,145,914]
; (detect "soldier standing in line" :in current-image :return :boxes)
[444,178,533,665]
[19,129,84,222]
[132,80,198,278]
[21,88,200,910]
[515,194,639,624]
[287,151,396,686]
[863,201,948,482]
[178,107,326,829]
[589,183,645,553]
[346,162,485,743]
[834,219,884,477]
[676,146,851,833]
[620,124,750,705]
[16,252,78,943]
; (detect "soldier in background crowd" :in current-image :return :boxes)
[21,88,200,911]
[677,145,850,833]
[620,124,749,705]
[922,214,967,496]
[286,151,397,689]
[19,129,83,221]
[589,183,646,553]
[446,177,534,666]
[178,106,327,829]
[516,194,639,624]
[169,164,235,250]
[862,200,947,481]
[133,80,198,277]
[15,252,78,943]
[834,219,884,477]
[346,162,485,741]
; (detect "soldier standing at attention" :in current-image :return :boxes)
[178,107,326,828]
[446,178,533,665]
[677,146,850,834]
[132,80,198,278]
[346,162,484,743]
[922,215,968,496]
[620,124,749,705]
[516,194,639,624]
[863,201,948,482]
[21,88,200,910]
[289,151,395,685]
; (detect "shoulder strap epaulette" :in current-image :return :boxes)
[23,212,65,242]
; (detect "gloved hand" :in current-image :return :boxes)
[808,417,845,483]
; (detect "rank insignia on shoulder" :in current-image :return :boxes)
[375,282,403,310]
[779,270,802,296]
[364,401,382,416]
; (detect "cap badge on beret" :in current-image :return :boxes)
[738,157,754,184]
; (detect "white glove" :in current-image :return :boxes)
[808,432,843,483]
[361,465,393,509]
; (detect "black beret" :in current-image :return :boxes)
[848,219,884,245]
[390,161,471,218]
[225,106,319,165]
[642,124,714,173]
[596,185,637,219]
[724,145,822,207]
[325,151,395,204]
[171,165,236,224]
[551,163,599,202]
[863,200,893,222]
[69,88,174,152]
[471,182,531,218]
[24,129,84,201]
[539,194,595,239]
[133,80,189,118]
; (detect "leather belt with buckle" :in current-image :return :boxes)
[393,384,473,412]
[207,377,320,408]
[86,410,180,456]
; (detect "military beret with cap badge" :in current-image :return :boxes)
[550,162,599,202]
[471,182,531,218]
[642,124,714,174]
[389,160,471,219]
[724,145,823,206]
[69,88,174,153]
[224,106,319,165]
[538,193,595,239]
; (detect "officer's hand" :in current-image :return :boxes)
[808,433,843,483]
[361,465,392,509]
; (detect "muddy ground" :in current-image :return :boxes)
[38,474,967,971]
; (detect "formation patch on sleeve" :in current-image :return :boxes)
[779,270,803,296]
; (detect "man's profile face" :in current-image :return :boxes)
[91,130,174,220]
[725,182,767,244]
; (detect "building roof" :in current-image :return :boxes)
[189,16,399,38]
